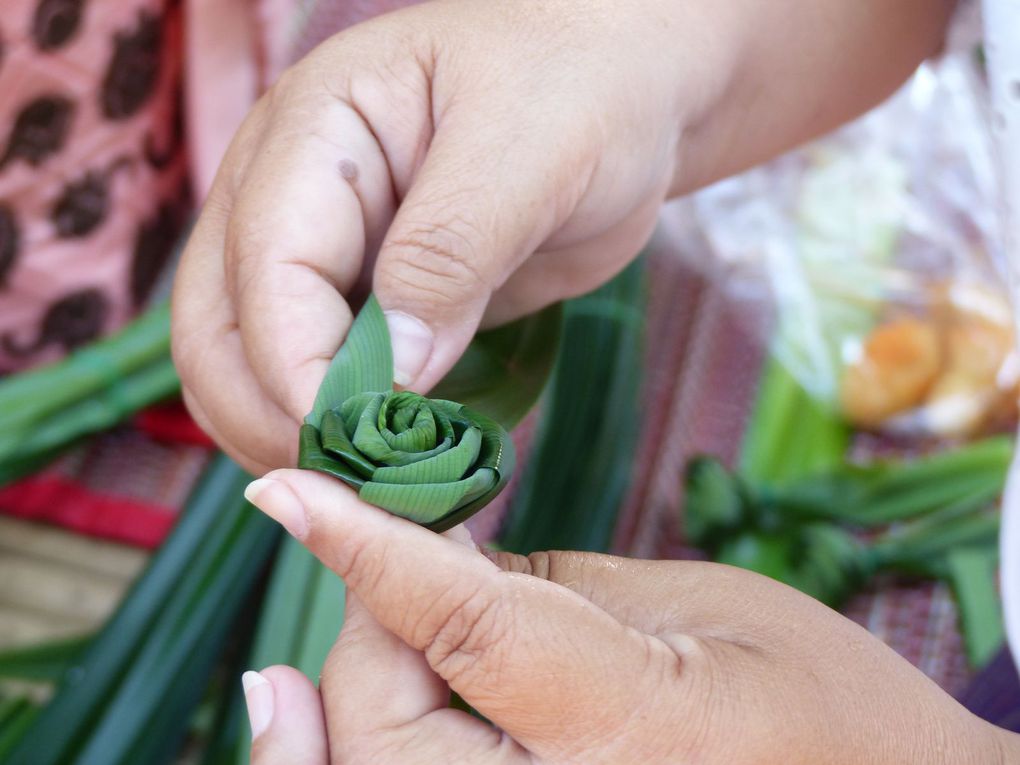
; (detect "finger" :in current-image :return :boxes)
[373,101,592,392]
[319,525,477,750]
[350,709,532,765]
[323,596,531,764]
[245,666,328,765]
[319,593,449,759]
[172,187,301,470]
[246,470,682,759]
[489,548,840,642]
[181,386,275,476]
[227,81,395,422]
[482,195,663,328]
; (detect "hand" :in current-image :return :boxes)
[171,0,716,474]
[171,0,951,475]
[240,469,1017,764]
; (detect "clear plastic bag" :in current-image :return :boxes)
[690,47,1016,439]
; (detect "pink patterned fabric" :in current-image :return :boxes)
[0,0,420,374]
[0,0,188,372]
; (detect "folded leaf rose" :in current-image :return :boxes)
[297,296,515,533]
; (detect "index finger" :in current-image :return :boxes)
[225,80,396,421]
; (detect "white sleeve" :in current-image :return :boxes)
[982,0,1020,665]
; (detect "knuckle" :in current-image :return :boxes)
[332,535,390,597]
[382,221,491,305]
[421,583,512,685]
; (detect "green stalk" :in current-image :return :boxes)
[946,548,1004,668]
[739,357,848,484]
[0,301,171,435]
[501,258,645,553]
[0,356,179,467]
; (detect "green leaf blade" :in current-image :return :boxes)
[306,295,392,428]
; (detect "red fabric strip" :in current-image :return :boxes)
[0,476,175,549]
[134,401,216,447]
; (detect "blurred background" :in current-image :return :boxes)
[1,2,1018,762]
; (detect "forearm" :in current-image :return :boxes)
[673,0,957,195]
[993,725,1020,765]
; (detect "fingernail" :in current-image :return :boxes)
[384,311,433,387]
[241,670,273,739]
[245,478,309,539]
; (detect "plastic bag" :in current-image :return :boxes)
[690,46,1017,439]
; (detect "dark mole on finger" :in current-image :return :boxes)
[338,159,359,183]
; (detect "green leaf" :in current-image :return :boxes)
[501,259,644,553]
[238,538,346,764]
[373,425,481,484]
[306,295,392,428]
[0,636,89,683]
[0,303,180,484]
[298,424,366,488]
[0,301,172,437]
[300,294,528,531]
[946,547,1004,668]
[683,456,747,546]
[0,698,39,761]
[430,302,562,430]
[715,532,793,582]
[5,455,277,765]
[293,564,346,678]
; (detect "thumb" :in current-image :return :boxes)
[374,108,581,391]
[245,666,328,765]
[245,469,679,761]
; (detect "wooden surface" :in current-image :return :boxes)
[0,517,148,650]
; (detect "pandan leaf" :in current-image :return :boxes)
[0,636,89,683]
[946,547,1004,668]
[5,456,277,765]
[430,302,562,430]
[299,294,546,533]
[0,698,39,761]
[239,296,560,765]
[306,295,392,428]
[501,259,645,554]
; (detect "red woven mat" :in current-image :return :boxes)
[0,402,213,549]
